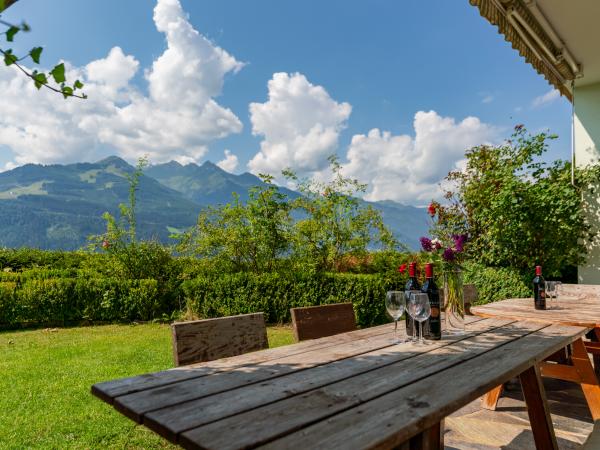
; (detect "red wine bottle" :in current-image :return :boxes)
[533,265,546,310]
[421,263,441,340]
[405,262,420,335]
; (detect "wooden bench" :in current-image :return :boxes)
[171,313,268,366]
[291,302,357,341]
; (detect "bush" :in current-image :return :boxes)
[463,262,532,305]
[182,272,395,327]
[0,248,92,271]
[0,278,166,328]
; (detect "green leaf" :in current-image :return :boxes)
[50,63,66,84]
[73,79,84,89]
[29,47,43,64]
[6,26,19,42]
[21,22,31,32]
[3,49,17,66]
[61,86,73,99]
[33,72,48,89]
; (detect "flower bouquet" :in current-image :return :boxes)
[420,202,469,334]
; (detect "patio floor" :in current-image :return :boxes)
[445,377,594,449]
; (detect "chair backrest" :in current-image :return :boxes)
[171,312,268,366]
[463,284,478,314]
[291,302,357,342]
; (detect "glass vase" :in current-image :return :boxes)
[444,268,465,335]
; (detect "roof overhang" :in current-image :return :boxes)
[470,0,600,102]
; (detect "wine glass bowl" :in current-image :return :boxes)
[385,291,405,344]
[409,292,431,345]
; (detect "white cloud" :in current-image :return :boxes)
[340,111,497,204]
[247,72,351,178]
[481,95,494,104]
[0,0,243,168]
[532,89,560,108]
[217,149,239,172]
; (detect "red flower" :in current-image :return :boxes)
[398,263,407,274]
[102,240,110,249]
[427,203,436,217]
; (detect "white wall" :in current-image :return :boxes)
[575,81,600,283]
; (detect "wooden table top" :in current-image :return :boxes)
[471,285,600,328]
[92,317,587,450]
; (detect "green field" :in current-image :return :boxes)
[0,324,294,449]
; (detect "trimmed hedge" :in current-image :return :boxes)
[0,261,535,329]
[463,262,532,305]
[0,278,165,328]
[182,272,394,327]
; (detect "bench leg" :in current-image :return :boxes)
[481,384,503,410]
[405,420,444,450]
[592,328,600,379]
[572,337,600,421]
[519,364,559,450]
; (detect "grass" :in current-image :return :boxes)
[0,324,294,449]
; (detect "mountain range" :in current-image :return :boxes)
[0,156,429,250]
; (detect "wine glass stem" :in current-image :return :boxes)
[394,319,398,340]
[412,319,416,341]
[419,322,423,343]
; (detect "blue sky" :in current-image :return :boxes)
[0,0,572,205]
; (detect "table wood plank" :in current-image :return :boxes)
[252,324,585,450]
[94,317,487,404]
[92,322,396,403]
[178,321,555,449]
[141,318,514,441]
[471,297,600,328]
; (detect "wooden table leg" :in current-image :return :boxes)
[519,364,559,450]
[406,420,444,450]
[572,337,600,421]
[592,328,600,379]
[481,384,503,411]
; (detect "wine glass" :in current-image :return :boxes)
[385,291,405,344]
[405,290,421,342]
[545,281,556,307]
[555,281,563,301]
[409,292,431,346]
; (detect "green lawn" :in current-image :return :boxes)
[0,324,294,449]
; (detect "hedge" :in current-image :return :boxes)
[463,262,532,305]
[0,263,535,329]
[0,278,165,328]
[181,272,395,327]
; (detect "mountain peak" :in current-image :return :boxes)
[97,155,132,169]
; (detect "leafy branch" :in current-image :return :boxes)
[0,15,86,99]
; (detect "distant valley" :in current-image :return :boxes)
[0,157,429,250]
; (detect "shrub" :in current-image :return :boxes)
[463,262,532,305]
[0,278,165,328]
[182,272,395,327]
[0,248,92,271]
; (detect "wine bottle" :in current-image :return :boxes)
[533,265,546,310]
[405,262,420,335]
[421,263,442,340]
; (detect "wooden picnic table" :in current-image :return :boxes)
[92,316,589,450]
[471,290,600,421]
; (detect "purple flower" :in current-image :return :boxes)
[452,234,468,253]
[419,237,433,252]
[442,247,456,262]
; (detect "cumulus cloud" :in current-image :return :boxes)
[341,111,498,204]
[216,149,239,172]
[532,89,560,108]
[0,0,243,168]
[247,72,351,178]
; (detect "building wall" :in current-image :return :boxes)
[575,81,600,283]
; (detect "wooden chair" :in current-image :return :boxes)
[290,302,357,342]
[171,312,268,366]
